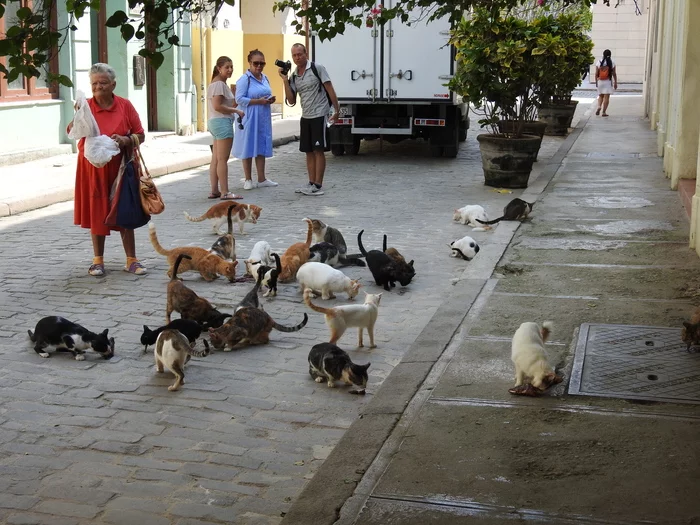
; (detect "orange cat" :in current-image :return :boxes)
[184,202,262,235]
[279,218,313,283]
[149,222,238,282]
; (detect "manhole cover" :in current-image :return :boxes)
[569,323,700,404]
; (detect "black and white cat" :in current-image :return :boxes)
[141,319,203,352]
[308,342,370,392]
[28,316,115,360]
[476,198,534,225]
[244,240,274,277]
[258,252,282,298]
[308,242,340,266]
[449,236,480,261]
[310,219,365,267]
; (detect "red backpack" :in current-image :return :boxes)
[599,61,611,80]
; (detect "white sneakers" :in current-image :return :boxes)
[243,179,278,190]
[295,182,315,194]
[301,186,324,196]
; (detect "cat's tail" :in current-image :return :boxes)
[302,218,313,247]
[27,329,36,342]
[541,321,553,342]
[303,288,336,316]
[183,210,207,222]
[149,222,171,256]
[476,216,504,225]
[272,313,309,332]
[339,255,366,267]
[383,234,388,252]
[357,230,368,257]
[227,205,235,235]
[273,252,282,274]
[171,253,192,281]
[186,339,211,358]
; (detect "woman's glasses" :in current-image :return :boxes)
[237,115,244,130]
[251,61,266,67]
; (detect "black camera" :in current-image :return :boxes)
[275,59,292,75]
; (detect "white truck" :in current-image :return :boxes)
[312,3,469,158]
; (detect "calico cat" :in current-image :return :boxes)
[476,198,534,225]
[449,236,480,261]
[304,288,381,348]
[296,262,361,300]
[244,240,274,277]
[358,230,413,291]
[453,205,491,231]
[310,218,365,267]
[259,253,282,298]
[209,205,236,260]
[208,307,308,351]
[154,329,211,392]
[308,342,370,391]
[510,321,562,394]
[28,317,115,360]
[681,308,700,352]
[278,218,313,282]
[149,222,238,282]
[184,201,262,235]
[141,318,202,352]
[166,254,231,328]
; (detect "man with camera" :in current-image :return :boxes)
[279,43,340,196]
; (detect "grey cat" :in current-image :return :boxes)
[476,198,534,225]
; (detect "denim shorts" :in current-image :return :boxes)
[208,117,234,140]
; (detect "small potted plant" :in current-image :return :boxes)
[450,8,543,188]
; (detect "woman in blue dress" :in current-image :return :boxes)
[234,49,278,191]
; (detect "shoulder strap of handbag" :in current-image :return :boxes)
[130,135,151,180]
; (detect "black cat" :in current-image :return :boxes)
[358,230,414,291]
[141,319,203,352]
[28,316,115,360]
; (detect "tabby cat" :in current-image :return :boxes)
[184,201,262,235]
[208,307,308,351]
[209,204,236,260]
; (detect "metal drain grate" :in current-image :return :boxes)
[569,323,700,404]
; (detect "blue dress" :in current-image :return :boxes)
[233,71,273,159]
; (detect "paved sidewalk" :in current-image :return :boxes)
[282,96,700,525]
[0,118,301,217]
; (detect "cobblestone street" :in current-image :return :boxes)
[0,125,567,524]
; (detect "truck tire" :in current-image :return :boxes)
[430,146,444,157]
[443,145,458,158]
[346,137,361,155]
[330,144,345,157]
[458,123,467,142]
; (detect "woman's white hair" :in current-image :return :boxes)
[89,63,116,82]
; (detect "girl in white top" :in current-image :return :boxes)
[595,49,618,117]
[207,56,245,200]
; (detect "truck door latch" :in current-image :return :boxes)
[351,70,373,81]
[389,69,413,81]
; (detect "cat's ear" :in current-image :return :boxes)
[101,329,109,337]
[143,325,150,332]
[361,362,371,370]
[683,321,692,329]
[409,260,414,267]
[449,241,454,247]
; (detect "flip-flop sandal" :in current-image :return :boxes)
[208,192,221,199]
[88,263,105,277]
[595,108,601,115]
[221,192,244,200]
[602,113,609,117]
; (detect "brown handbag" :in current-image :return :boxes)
[131,135,165,215]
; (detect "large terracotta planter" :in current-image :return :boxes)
[497,120,547,161]
[538,100,579,136]
[476,133,541,189]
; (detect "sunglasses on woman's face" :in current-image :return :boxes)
[252,61,266,67]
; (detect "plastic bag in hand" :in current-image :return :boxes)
[68,90,100,139]
[85,135,121,168]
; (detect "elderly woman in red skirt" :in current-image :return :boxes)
[68,63,147,277]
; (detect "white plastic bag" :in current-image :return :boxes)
[68,89,120,168]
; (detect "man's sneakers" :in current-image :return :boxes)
[295,182,315,194]
[301,185,324,196]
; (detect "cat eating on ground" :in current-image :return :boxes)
[304,288,381,348]
[681,307,700,352]
[154,329,211,392]
[208,204,236,260]
[358,230,414,291]
[236,272,264,312]
[509,321,562,396]
[28,316,114,360]
[141,319,203,352]
[310,218,365,267]
[296,262,361,300]
[278,218,313,282]
[244,240,274,277]
[308,342,370,393]
[453,205,491,231]
[259,253,282,297]
[150,222,238,282]
[476,198,534,226]
[184,201,262,235]
[208,308,308,351]
[165,254,231,328]
[449,236,480,261]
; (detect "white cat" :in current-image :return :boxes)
[154,329,210,392]
[449,236,480,261]
[296,262,361,300]
[453,205,491,232]
[244,240,274,277]
[304,289,382,348]
[511,321,561,391]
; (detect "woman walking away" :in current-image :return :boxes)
[595,49,618,117]
[208,56,246,200]
[68,63,147,277]
[233,49,278,191]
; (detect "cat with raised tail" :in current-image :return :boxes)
[453,205,491,231]
[184,201,262,235]
[304,288,381,348]
[154,329,211,392]
[28,317,115,360]
[296,262,361,300]
[278,218,314,282]
[510,321,562,396]
[308,342,370,393]
[259,253,282,297]
[208,204,236,260]
[358,230,414,291]
[476,198,533,225]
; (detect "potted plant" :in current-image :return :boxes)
[449,8,545,188]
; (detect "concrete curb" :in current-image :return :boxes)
[0,133,300,218]
[280,109,593,525]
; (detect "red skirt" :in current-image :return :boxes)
[74,149,124,236]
